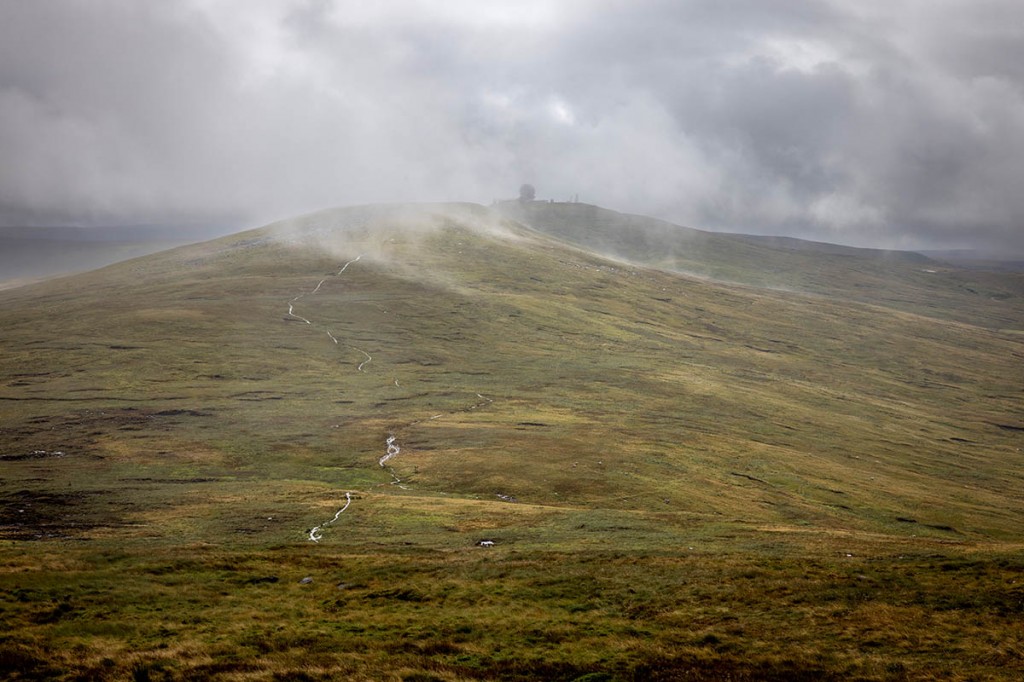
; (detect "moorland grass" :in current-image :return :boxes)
[2,538,1022,680]
[1,203,1022,679]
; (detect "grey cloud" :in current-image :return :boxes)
[1,0,1022,253]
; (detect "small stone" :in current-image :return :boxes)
[299,576,313,584]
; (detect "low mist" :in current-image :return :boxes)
[2,2,1024,255]
[267,202,533,295]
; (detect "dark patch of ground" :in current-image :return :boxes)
[0,406,217,459]
[0,489,112,540]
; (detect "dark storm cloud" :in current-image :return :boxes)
[1,0,1022,251]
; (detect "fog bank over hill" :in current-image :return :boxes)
[0,222,241,286]
[3,1,1024,253]
[6,200,1022,331]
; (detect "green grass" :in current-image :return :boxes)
[2,541,1022,680]
[1,202,1022,679]
[502,201,1024,331]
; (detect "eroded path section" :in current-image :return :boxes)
[285,248,499,540]
[284,254,365,542]
[309,492,352,543]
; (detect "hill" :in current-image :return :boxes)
[1,203,1022,680]
[0,224,238,289]
[501,201,1024,330]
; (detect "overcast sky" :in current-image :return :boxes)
[1,0,1022,251]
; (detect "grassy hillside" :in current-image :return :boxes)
[501,201,1024,331]
[1,203,1022,680]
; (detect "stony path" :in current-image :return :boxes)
[284,255,364,542]
[286,248,499,541]
[309,492,352,543]
[286,254,367,371]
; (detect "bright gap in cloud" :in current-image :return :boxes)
[325,0,562,30]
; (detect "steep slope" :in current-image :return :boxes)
[501,201,1024,330]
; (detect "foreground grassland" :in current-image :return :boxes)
[3,540,1023,680]
[1,204,1022,679]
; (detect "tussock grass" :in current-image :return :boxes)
[2,541,1022,680]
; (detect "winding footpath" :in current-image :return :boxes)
[355,348,373,372]
[308,492,352,543]
[379,435,401,466]
[287,255,366,371]
[286,298,312,325]
[285,254,364,542]
[379,435,409,489]
[287,249,498,541]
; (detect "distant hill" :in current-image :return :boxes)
[500,201,1024,330]
[919,248,1024,272]
[0,223,239,287]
